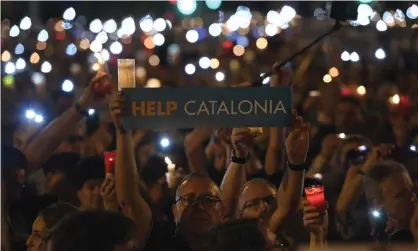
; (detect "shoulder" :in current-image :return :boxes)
[142,220,176,251]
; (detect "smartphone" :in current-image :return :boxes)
[346,146,368,165]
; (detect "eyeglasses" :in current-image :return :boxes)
[176,194,221,208]
[242,195,276,210]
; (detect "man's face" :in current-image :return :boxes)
[239,182,277,221]
[334,102,362,132]
[173,177,222,233]
[380,172,416,224]
[77,179,103,210]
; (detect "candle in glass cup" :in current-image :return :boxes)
[104,151,116,176]
[305,185,325,210]
[117,59,136,90]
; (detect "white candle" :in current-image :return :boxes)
[117,59,135,90]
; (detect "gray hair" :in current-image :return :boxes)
[363,160,412,204]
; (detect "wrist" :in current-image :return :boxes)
[310,231,324,243]
[287,161,307,171]
[231,150,249,164]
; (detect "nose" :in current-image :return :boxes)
[257,200,269,215]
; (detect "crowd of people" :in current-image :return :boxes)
[2,63,418,251]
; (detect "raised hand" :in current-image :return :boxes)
[231,128,254,158]
[78,71,111,108]
[361,144,394,173]
[271,62,292,87]
[100,175,119,211]
[302,199,328,235]
[109,92,126,132]
[285,110,310,165]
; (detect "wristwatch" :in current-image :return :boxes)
[231,150,249,164]
[74,102,89,117]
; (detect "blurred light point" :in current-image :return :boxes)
[15,43,24,55]
[160,137,170,148]
[185,64,196,75]
[186,30,199,43]
[88,109,95,115]
[390,94,400,105]
[205,0,222,10]
[329,67,339,77]
[34,115,44,123]
[89,19,103,33]
[62,79,74,92]
[177,0,197,15]
[375,48,386,60]
[37,29,49,42]
[210,58,219,69]
[323,74,332,83]
[338,133,346,139]
[256,38,268,50]
[357,85,366,95]
[140,16,154,32]
[341,51,350,61]
[148,55,160,66]
[41,61,52,73]
[104,19,117,33]
[19,16,32,30]
[376,20,387,31]
[31,72,45,85]
[1,51,11,62]
[5,62,16,74]
[215,71,225,81]
[30,52,40,64]
[63,7,76,21]
[110,41,123,54]
[15,58,26,70]
[208,23,222,37]
[153,18,167,32]
[26,110,36,119]
[199,57,211,69]
[66,43,77,56]
[146,78,162,88]
[350,52,360,62]
[9,25,20,37]
[152,33,165,46]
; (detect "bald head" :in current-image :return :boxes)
[176,172,220,199]
[239,179,276,211]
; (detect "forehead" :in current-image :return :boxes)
[177,177,219,197]
[380,172,412,194]
[240,182,276,201]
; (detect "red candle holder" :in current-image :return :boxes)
[305,185,325,211]
[104,151,116,174]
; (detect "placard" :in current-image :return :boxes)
[121,86,292,130]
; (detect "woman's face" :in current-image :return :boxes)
[26,216,47,251]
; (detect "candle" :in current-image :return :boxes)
[117,59,135,90]
[104,151,116,176]
[305,185,325,210]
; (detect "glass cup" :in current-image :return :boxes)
[104,151,116,175]
[305,185,325,211]
[117,59,135,90]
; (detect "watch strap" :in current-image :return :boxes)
[231,150,249,164]
[287,161,307,171]
[74,102,89,117]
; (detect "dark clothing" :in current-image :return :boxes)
[389,229,415,243]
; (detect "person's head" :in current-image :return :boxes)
[1,145,27,202]
[367,161,417,226]
[42,152,81,193]
[26,202,78,251]
[173,172,222,235]
[71,156,105,210]
[43,211,137,251]
[135,132,158,168]
[238,179,277,221]
[334,96,364,132]
[141,155,169,203]
[211,218,283,251]
[330,135,372,171]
